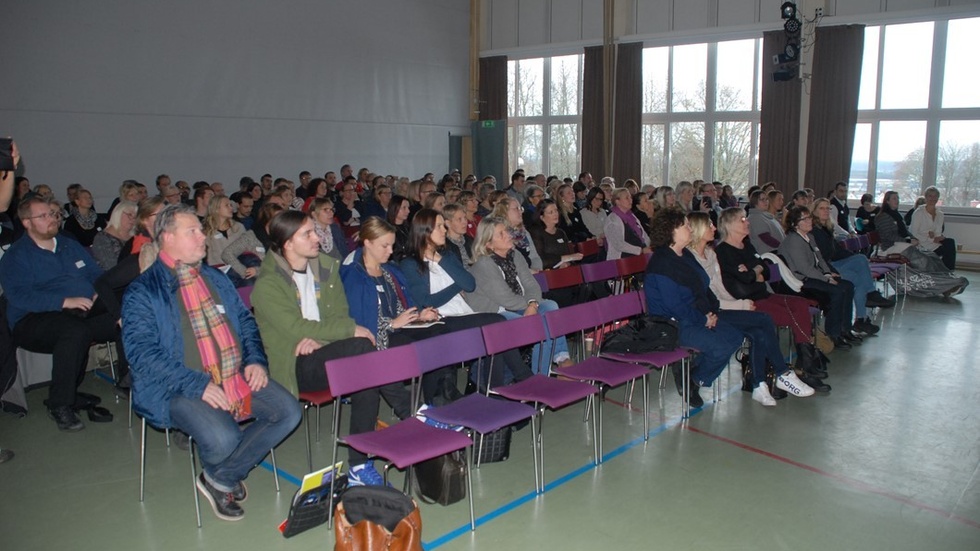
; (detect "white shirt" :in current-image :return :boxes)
[291,266,320,322]
[426,259,474,317]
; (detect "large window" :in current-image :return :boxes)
[642,39,762,194]
[507,55,582,179]
[855,17,980,208]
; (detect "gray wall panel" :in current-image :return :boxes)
[0,0,470,200]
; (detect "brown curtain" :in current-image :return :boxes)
[804,25,865,199]
[758,30,802,193]
[612,42,642,184]
[581,45,606,179]
[478,56,507,121]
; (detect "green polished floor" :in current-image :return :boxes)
[2,273,979,551]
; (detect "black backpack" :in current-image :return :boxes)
[600,315,679,354]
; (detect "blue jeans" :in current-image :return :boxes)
[718,309,788,385]
[169,378,302,492]
[677,318,744,387]
[831,255,875,318]
[500,299,570,375]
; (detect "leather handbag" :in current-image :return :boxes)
[412,451,467,506]
[334,486,422,551]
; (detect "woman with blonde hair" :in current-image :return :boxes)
[653,186,677,211]
[688,212,821,401]
[466,216,572,374]
[491,197,543,271]
[554,183,592,242]
[203,195,247,269]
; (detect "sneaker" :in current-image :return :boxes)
[348,462,388,487]
[854,318,880,335]
[416,404,464,432]
[196,474,245,521]
[776,371,815,397]
[752,383,777,407]
[231,480,247,502]
[48,406,84,432]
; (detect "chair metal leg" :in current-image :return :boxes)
[475,432,485,469]
[105,342,117,384]
[269,448,280,492]
[128,391,133,429]
[682,357,691,420]
[642,374,649,440]
[464,445,476,532]
[529,411,541,493]
[139,417,147,502]
[326,401,342,530]
[188,437,202,528]
[304,403,313,473]
[594,387,602,465]
[659,364,669,390]
[315,404,322,443]
[537,409,546,493]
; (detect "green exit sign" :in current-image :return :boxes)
[482,121,495,128]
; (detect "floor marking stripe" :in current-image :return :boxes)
[686,425,980,531]
[420,384,742,549]
[260,386,744,550]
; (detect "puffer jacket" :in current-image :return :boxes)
[121,259,267,428]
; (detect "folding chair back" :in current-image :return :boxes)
[481,315,549,355]
[595,291,644,326]
[414,327,486,375]
[576,238,601,257]
[325,344,419,397]
[543,265,584,290]
[533,271,550,292]
[581,259,620,284]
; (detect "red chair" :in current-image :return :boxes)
[543,265,584,290]
[615,254,650,291]
[298,389,334,472]
[576,238,601,257]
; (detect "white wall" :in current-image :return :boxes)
[0,0,471,206]
[481,0,980,52]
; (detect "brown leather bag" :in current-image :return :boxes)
[334,486,423,551]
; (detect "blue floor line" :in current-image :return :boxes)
[420,383,742,550]
[251,384,742,550]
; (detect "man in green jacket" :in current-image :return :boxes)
[251,211,412,486]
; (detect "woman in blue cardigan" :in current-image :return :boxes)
[399,209,533,391]
[340,216,453,404]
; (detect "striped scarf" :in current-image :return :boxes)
[162,251,251,420]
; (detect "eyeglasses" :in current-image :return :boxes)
[29,211,62,221]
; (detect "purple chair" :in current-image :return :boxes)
[414,328,536,470]
[481,316,599,493]
[594,292,696,419]
[533,271,550,292]
[236,286,252,310]
[542,302,650,463]
[581,259,622,293]
[325,345,476,531]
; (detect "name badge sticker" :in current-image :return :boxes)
[556,238,565,243]
[256,246,266,254]
[216,304,226,314]
[376,285,385,293]
[75,260,86,269]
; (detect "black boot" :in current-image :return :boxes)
[795,343,828,379]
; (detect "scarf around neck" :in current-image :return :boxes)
[160,251,251,420]
[490,249,523,297]
[611,205,645,242]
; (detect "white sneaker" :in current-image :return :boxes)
[776,371,815,397]
[752,383,777,407]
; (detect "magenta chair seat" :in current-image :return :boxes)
[425,394,535,435]
[494,374,596,410]
[557,358,650,387]
[342,418,473,470]
[581,260,620,284]
[600,347,691,368]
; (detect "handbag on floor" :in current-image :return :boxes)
[475,426,512,463]
[600,315,679,354]
[334,485,422,551]
[280,474,349,538]
[412,450,467,506]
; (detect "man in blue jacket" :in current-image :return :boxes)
[0,196,120,431]
[122,203,300,522]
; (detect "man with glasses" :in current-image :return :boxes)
[0,197,121,431]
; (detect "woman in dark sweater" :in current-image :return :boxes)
[62,189,106,247]
[529,199,583,270]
